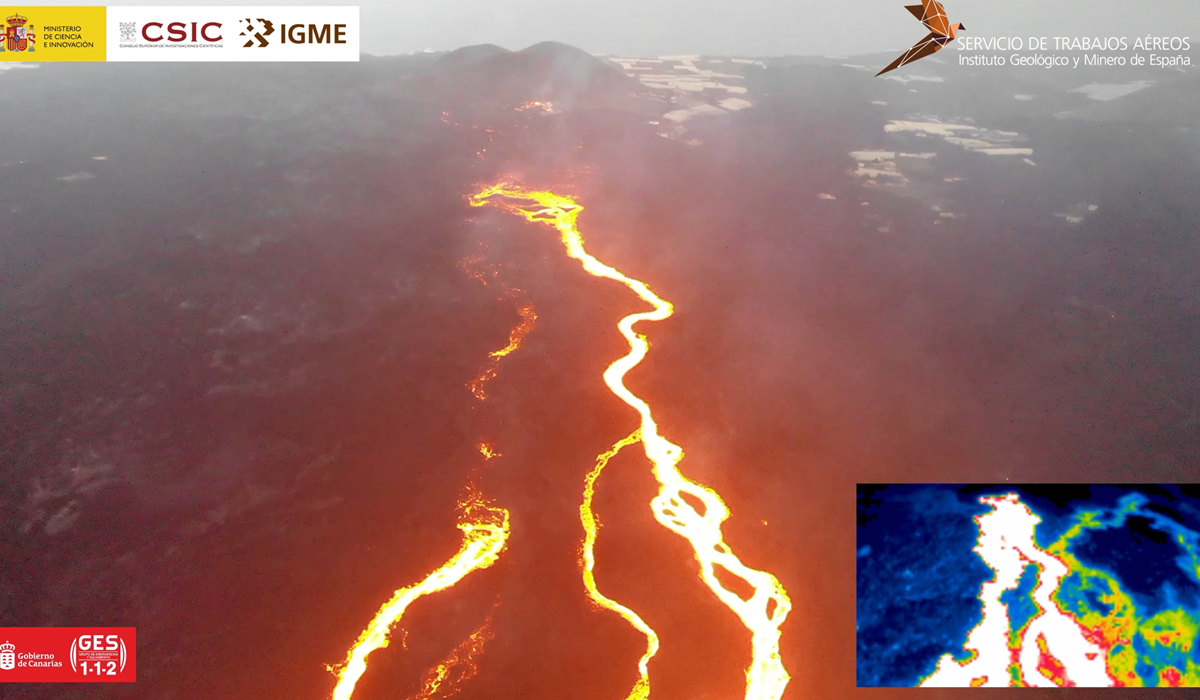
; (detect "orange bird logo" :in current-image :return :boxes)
[876,0,965,76]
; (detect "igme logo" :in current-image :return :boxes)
[239,18,275,47]
[239,17,348,47]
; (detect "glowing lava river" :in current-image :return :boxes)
[328,182,792,700]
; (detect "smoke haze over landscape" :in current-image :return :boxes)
[1,2,1199,697]
[35,0,1200,57]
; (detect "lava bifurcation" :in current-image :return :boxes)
[331,181,792,700]
[471,182,793,700]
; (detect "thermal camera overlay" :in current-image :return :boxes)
[857,485,1200,687]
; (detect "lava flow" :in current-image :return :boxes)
[471,182,793,700]
[329,251,535,699]
[329,492,509,700]
[407,608,498,700]
[580,429,660,700]
[462,253,538,400]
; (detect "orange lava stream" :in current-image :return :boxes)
[471,182,793,700]
[329,492,509,700]
[463,254,538,399]
[468,301,537,398]
[580,429,660,700]
[331,250,536,699]
[407,611,498,700]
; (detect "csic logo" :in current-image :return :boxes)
[1,12,36,53]
[239,17,274,47]
[139,21,223,43]
[1,641,14,671]
[118,21,136,42]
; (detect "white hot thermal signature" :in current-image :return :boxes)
[920,493,1112,688]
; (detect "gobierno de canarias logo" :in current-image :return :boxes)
[1,641,15,671]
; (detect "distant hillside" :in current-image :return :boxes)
[429,43,511,73]
[415,41,644,111]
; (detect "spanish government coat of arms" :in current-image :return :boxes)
[2,13,36,53]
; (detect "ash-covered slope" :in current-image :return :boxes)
[410,41,657,114]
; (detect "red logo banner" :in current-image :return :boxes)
[0,628,135,683]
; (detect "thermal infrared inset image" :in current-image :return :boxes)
[857,484,1200,687]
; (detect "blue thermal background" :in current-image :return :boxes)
[856,484,1200,687]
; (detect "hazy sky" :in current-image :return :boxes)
[42,0,1200,56]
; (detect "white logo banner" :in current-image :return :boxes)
[106,6,359,61]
